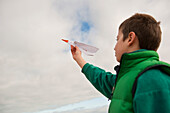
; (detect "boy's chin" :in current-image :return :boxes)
[116,57,120,62]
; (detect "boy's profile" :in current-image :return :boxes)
[70,13,170,113]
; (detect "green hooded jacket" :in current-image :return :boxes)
[82,50,170,113]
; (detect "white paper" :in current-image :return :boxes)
[62,39,99,56]
[74,41,99,56]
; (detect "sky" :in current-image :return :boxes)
[0,0,170,113]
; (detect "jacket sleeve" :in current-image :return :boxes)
[133,69,170,113]
[81,63,116,98]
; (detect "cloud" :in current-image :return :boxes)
[0,0,170,113]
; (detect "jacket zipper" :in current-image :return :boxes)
[108,56,123,100]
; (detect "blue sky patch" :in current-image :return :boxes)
[81,21,91,32]
[31,97,108,113]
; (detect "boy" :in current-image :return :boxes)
[70,13,170,113]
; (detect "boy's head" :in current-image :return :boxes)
[114,13,162,62]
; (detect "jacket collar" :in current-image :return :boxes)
[114,49,159,76]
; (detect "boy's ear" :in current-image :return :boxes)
[127,32,136,46]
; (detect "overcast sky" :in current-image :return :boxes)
[0,0,170,113]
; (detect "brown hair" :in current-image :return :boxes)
[119,13,162,51]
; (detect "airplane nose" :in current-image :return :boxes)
[62,39,69,43]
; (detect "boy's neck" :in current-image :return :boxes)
[131,49,147,53]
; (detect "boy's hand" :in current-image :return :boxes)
[71,45,82,61]
[71,45,86,68]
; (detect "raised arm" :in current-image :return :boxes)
[71,45,116,98]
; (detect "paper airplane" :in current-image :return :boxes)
[62,39,99,56]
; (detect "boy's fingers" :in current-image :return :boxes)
[71,45,74,49]
[70,45,81,54]
[75,46,80,51]
[71,45,73,50]
[71,45,76,53]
